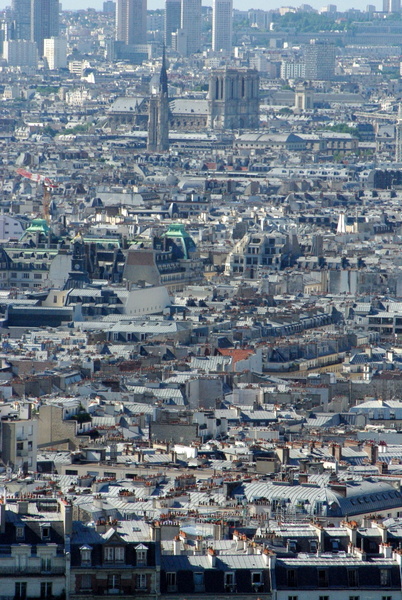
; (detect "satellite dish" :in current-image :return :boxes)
[6,467,12,475]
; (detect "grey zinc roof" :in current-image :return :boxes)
[161,554,267,571]
[169,99,209,115]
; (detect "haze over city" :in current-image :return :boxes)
[0,0,380,12]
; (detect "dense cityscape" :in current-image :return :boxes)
[2,0,402,599]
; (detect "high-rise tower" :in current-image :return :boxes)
[396,104,402,163]
[116,0,147,45]
[212,0,232,53]
[12,0,31,40]
[164,0,181,48]
[147,49,170,153]
[31,0,59,56]
[304,39,336,81]
[180,0,201,56]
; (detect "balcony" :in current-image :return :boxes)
[0,566,65,575]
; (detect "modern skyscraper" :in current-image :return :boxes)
[383,0,401,12]
[116,0,147,46]
[43,36,67,69]
[31,0,59,56]
[3,39,38,66]
[304,39,336,81]
[164,0,181,48]
[212,0,232,53]
[180,0,201,56]
[396,103,402,163]
[12,0,31,40]
[147,49,169,153]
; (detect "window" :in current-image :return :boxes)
[251,571,263,587]
[104,546,124,563]
[287,569,297,587]
[23,273,29,279]
[166,572,177,592]
[348,570,358,587]
[80,546,92,566]
[40,582,52,598]
[41,526,50,540]
[16,526,25,540]
[136,573,147,590]
[381,569,391,587]
[34,273,42,279]
[194,572,205,592]
[349,596,360,600]
[382,596,392,600]
[225,572,235,589]
[108,574,120,592]
[41,557,51,572]
[318,569,328,587]
[288,597,298,600]
[15,583,27,599]
[136,545,148,566]
[80,574,92,591]
[319,597,329,600]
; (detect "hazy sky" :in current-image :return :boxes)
[0,0,378,17]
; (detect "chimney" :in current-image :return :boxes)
[299,473,308,485]
[150,522,161,542]
[376,461,388,474]
[329,482,347,497]
[374,522,388,543]
[364,443,378,465]
[311,523,324,550]
[380,543,392,559]
[331,444,342,462]
[344,521,357,546]
[173,536,181,556]
[299,459,309,473]
[208,548,216,566]
[17,501,29,515]
[277,446,289,465]
[59,498,72,537]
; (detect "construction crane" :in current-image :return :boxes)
[16,168,58,223]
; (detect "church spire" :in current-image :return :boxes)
[160,45,168,95]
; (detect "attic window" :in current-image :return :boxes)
[40,524,50,540]
[80,545,92,566]
[135,544,148,566]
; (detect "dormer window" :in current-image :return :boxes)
[80,545,92,566]
[135,544,148,566]
[40,523,51,540]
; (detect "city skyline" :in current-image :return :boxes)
[0,0,381,14]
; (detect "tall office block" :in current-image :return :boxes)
[212,0,232,53]
[396,104,402,163]
[103,0,116,14]
[181,0,201,56]
[3,39,38,66]
[304,39,336,81]
[44,36,67,69]
[116,0,147,46]
[165,0,181,48]
[12,0,31,40]
[31,0,59,56]
[383,0,401,11]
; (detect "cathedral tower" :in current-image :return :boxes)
[147,49,170,153]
